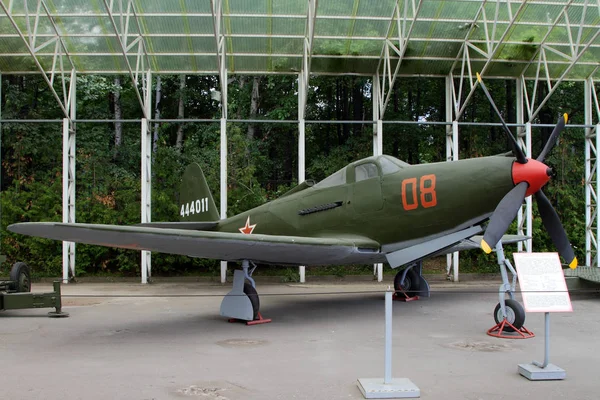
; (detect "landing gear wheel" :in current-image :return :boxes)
[493,299,525,332]
[243,282,259,320]
[9,262,31,293]
[394,267,421,297]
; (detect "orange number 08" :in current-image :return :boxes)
[401,174,437,210]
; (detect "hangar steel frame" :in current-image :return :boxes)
[0,0,598,283]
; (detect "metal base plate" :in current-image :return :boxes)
[357,378,420,399]
[47,311,69,318]
[518,363,566,380]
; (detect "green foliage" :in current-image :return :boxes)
[0,73,592,278]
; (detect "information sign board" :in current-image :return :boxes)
[513,252,572,313]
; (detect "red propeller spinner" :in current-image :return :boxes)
[512,159,553,197]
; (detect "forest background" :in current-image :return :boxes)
[0,74,590,279]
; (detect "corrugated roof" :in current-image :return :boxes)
[0,0,596,80]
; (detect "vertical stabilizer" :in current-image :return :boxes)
[179,163,220,222]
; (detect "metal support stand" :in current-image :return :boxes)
[1,281,69,317]
[393,262,430,302]
[518,313,565,380]
[357,288,420,399]
[220,269,254,321]
[496,243,517,305]
[220,261,271,325]
[487,243,534,339]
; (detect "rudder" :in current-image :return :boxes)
[179,162,220,222]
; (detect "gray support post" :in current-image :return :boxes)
[384,289,392,383]
[0,73,1,247]
[357,287,420,398]
[298,72,306,283]
[372,75,383,282]
[140,71,152,284]
[219,67,228,283]
[445,76,459,282]
[62,70,76,283]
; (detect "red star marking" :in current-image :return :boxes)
[239,216,256,235]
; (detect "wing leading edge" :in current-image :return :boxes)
[8,222,381,266]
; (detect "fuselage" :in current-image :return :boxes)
[217,154,516,249]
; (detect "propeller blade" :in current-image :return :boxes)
[537,113,568,163]
[476,73,528,164]
[481,181,528,253]
[535,190,578,269]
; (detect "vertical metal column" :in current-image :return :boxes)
[62,70,76,283]
[298,72,306,283]
[372,76,383,282]
[445,76,460,281]
[220,66,228,283]
[585,78,599,268]
[0,73,1,247]
[140,70,152,284]
[516,78,532,253]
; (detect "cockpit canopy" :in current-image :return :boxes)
[314,155,408,189]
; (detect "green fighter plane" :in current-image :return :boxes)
[8,74,577,328]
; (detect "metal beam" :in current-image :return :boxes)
[447,1,487,117]
[372,75,383,282]
[455,0,528,119]
[585,77,600,267]
[297,0,316,285]
[298,71,307,283]
[299,0,317,114]
[211,0,227,99]
[0,0,75,119]
[62,69,76,283]
[373,0,423,119]
[525,25,600,120]
[516,1,594,121]
[445,75,460,281]
[516,78,533,253]
[102,0,152,118]
[211,0,230,284]
[141,69,152,284]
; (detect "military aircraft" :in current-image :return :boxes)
[8,74,577,329]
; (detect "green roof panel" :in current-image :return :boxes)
[0,0,594,80]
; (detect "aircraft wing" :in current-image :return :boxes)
[8,222,381,266]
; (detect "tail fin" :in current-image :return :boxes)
[179,162,220,222]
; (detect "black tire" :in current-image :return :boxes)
[493,299,525,332]
[394,267,421,297]
[9,262,31,293]
[243,282,259,320]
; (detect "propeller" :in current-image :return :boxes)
[537,113,568,163]
[476,73,528,165]
[481,182,528,254]
[476,73,577,269]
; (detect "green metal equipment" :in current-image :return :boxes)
[0,257,69,317]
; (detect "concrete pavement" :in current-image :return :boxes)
[0,279,598,400]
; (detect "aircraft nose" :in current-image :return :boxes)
[512,159,551,196]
